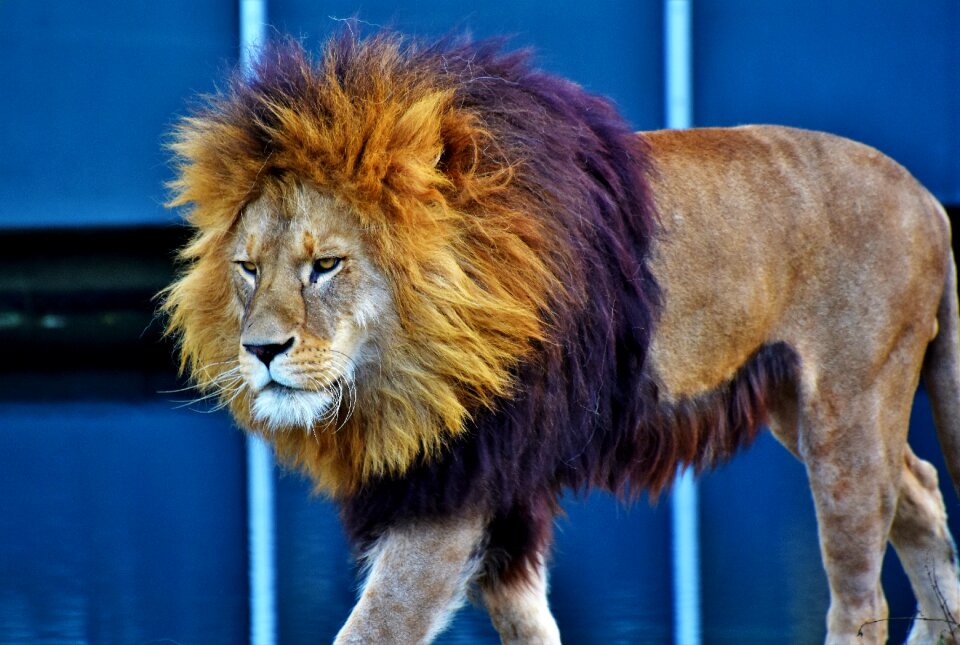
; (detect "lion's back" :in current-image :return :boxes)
[643,125,950,400]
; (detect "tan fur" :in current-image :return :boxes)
[335,514,487,644]
[482,560,561,645]
[644,126,958,644]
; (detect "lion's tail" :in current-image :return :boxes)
[922,243,960,497]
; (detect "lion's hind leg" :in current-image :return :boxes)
[890,447,960,644]
[798,335,933,645]
[801,389,897,644]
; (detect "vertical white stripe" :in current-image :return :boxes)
[240,0,269,71]
[665,2,701,645]
[665,0,693,131]
[670,469,701,645]
[247,435,277,645]
[239,4,275,645]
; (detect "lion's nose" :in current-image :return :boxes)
[243,337,294,367]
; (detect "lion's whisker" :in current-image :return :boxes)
[335,380,358,433]
[166,362,247,411]
[169,385,236,406]
[159,365,241,395]
[158,383,203,395]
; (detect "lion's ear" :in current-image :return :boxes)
[382,89,504,208]
[385,92,452,198]
[436,109,484,191]
[391,91,450,155]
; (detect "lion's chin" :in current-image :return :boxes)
[250,384,336,432]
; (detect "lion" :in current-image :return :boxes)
[163,31,960,644]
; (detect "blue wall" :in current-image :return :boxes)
[0,2,236,228]
[695,0,960,204]
[0,1,956,228]
[270,0,664,129]
[0,402,247,643]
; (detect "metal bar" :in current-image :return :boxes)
[665,0,693,130]
[665,2,701,644]
[671,469,701,645]
[247,435,277,645]
[240,0,268,71]
[239,4,276,645]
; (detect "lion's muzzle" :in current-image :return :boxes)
[243,337,294,368]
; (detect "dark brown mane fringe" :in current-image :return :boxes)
[642,342,800,495]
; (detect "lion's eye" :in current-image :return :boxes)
[313,257,342,274]
[237,260,257,276]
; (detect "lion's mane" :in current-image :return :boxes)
[166,31,797,581]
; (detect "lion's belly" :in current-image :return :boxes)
[641,125,948,402]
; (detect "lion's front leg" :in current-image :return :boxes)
[481,556,561,645]
[334,514,487,645]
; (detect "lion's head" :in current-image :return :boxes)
[230,186,392,431]
[163,34,577,496]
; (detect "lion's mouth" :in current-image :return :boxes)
[262,381,299,394]
[251,380,342,430]
[260,377,346,396]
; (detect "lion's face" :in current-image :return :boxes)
[231,183,395,431]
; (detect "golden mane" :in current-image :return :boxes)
[164,35,571,495]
